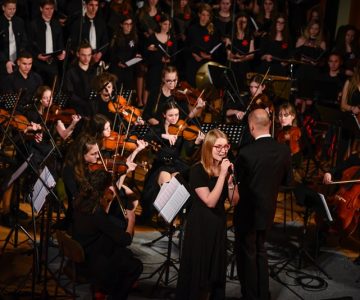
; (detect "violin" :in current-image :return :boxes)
[252,94,274,114]
[108,96,142,124]
[0,109,42,132]
[172,81,202,106]
[89,157,128,175]
[102,131,138,152]
[168,119,202,141]
[46,104,77,125]
[327,166,360,236]
[277,125,301,155]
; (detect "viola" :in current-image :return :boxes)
[46,104,77,125]
[103,131,138,152]
[168,119,202,141]
[108,95,127,113]
[328,166,360,236]
[277,125,301,155]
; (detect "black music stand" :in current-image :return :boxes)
[270,185,332,281]
[141,175,190,293]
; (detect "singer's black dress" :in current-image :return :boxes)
[176,162,228,300]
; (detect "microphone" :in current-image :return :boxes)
[223,158,237,186]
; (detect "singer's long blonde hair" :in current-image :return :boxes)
[201,129,228,176]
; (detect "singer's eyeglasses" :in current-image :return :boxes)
[213,144,230,152]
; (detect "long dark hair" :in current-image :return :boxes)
[112,15,138,48]
[74,169,112,214]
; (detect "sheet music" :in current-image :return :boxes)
[160,184,190,223]
[125,57,143,67]
[318,193,333,222]
[210,42,222,54]
[32,167,56,213]
[153,176,190,223]
[8,154,33,187]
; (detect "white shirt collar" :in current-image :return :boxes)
[255,134,271,140]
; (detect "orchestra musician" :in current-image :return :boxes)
[176,129,239,300]
[276,102,302,168]
[142,65,205,125]
[139,100,205,224]
[72,168,143,299]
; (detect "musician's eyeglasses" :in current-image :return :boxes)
[213,144,230,152]
[165,79,178,83]
[123,22,133,26]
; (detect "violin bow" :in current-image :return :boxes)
[44,75,57,124]
[120,109,135,157]
[328,179,360,185]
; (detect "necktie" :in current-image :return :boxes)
[8,20,17,62]
[45,21,53,54]
[89,19,96,50]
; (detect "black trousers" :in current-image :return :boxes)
[234,227,269,300]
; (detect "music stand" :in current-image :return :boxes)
[271,184,332,281]
[141,175,190,293]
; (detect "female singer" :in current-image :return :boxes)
[254,0,278,38]
[213,0,233,39]
[185,3,221,86]
[143,65,205,125]
[226,12,255,92]
[72,168,143,299]
[176,129,239,300]
[109,15,141,90]
[295,20,327,113]
[144,14,177,98]
[257,14,290,76]
[334,25,360,77]
[276,102,302,167]
[139,100,205,223]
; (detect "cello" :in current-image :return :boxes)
[328,166,360,236]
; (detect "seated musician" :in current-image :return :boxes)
[226,74,274,122]
[59,133,146,230]
[142,65,205,126]
[139,100,205,224]
[28,85,81,140]
[72,168,142,299]
[276,102,302,168]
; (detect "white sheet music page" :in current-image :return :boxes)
[125,57,143,67]
[160,184,190,223]
[32,167,56,213]
[153,182,170,212]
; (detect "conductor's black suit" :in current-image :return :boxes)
[234,136,292,300]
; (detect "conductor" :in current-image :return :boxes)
[234,108,292,300]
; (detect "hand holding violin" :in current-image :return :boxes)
[323,172,333,184]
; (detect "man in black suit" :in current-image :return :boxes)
[0,0,28,75]
[234,108,292,300]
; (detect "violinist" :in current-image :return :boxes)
[28,85,81,140]
[226,74,274,122]
[276,102,302,168]
[72,169,143,299]
[60,132,147,230]
[139,100,205,224]
[90,72,118,124]
[143,65,205,125]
